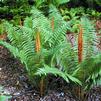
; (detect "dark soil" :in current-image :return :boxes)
[0,47,101,101]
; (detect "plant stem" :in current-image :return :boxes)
[40,77,45,96]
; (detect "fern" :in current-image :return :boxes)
[50,42,78,74]
[71,17,101,89]
[80,17,96,58]
[73,53,101,89]
[35,0,70,7]
[35,64,81,85]
[0,4,100,92]
[49,4,69,46]
[0,5,74,85]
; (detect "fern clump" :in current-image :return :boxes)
[73,17,101,90]
[0,5,81,90]
[0,4,101,95]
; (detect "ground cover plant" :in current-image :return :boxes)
[0,85,11,101]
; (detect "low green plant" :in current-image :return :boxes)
[0,5,81,95]
[0,95,11,101]
[0,86,11,101]
[60,7,86,33]
[35,0,70,8]
[0,23,4,34]
[0,0,31,20]
[60,6,101,34]
[0,4,101,99]
[86,8,101,19]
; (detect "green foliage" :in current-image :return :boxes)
[72,17,101,90]
[86,8,101,19]
[36,64,70,83]
[0,5,81,86]
[35,0,70,7]
[0,3,101,92]
[0,0,31,20]
[0,85,11,101]
[51,0,70,6]
[0,23,4,34]
[73,53,101,90]
[95,0,101,6]
[36,64,82,85]
[60,6,101,35]
[81,17,96,58]
[0,95,11,101]
[61,7,85,20]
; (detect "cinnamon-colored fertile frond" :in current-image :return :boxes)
[0,33,7,40]
[78,24,83,63]
[19,19,23,26]
[51,17,54,31]
[35,30,41,52]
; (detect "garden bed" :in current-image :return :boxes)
[0,48,101,101]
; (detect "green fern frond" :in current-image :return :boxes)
[81,17,96,58]
[50,42,78,73]
[49,5,69,46]
[30,5,70,47]
[30,6,53,46]
[24,17,33,28]
[1,6,66,80]
[35,64,81,85]
[0,40,29,70]
[4,22,35,60]
[73,53,101,89]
